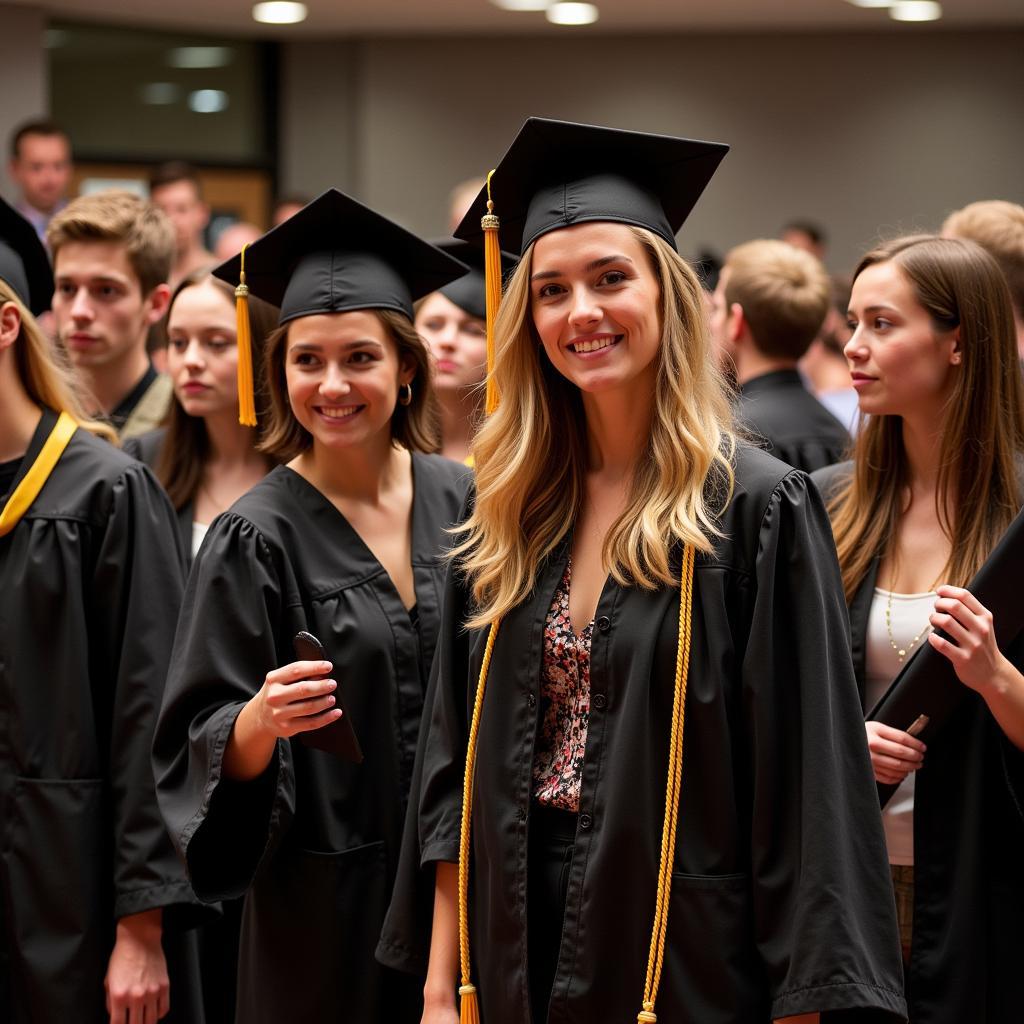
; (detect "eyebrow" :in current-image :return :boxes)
[848,304,900,317]
[531,254,634,282]
[289,339,384,352]
[55,274,129,287]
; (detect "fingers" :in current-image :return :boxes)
[865,721,924,783]
[291,706,344,734]
[866,721,926,751]
[158,989,170,1020]
[935,584,987,617]
[265,678,338,710]
[265,660,333,687]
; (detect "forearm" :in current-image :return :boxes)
[223,699,278,781]
[423,861,460,1010]
[117,907,163,939]
[980,656,1024,751]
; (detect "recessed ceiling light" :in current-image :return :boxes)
[168,46,232,69]
[546,2,599,25]
[890,0,942,19]
[844,0,893,8]
[252,1,308,24]
[189,89,230,114]
[490,0,550,9]
[141,83,182,106]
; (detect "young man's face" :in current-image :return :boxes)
[9,133,72,214]
[150,180,208,257]
[52,241,165,370]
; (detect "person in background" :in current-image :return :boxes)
[446,177,485,234]
[780,218,827,262]
[149,161,215,290]
[711,238,850,472]
[153,190,471,1024]
[415,240,516,464]
[214,221,263,262]
[125,270,278,561]
[0,197,206,1024]
[813,235,1024,1023]
[48,190,174,438]
[800,275,859,435]
[942,199,1024,359]
[6,119,72,245]
[271,195,309,227]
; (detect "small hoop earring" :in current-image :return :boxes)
[398,382,413,406]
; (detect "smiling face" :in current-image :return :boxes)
[166,279,239,419]
[415,291,487,393]
[52,240,166,370]
[529,222,662,398]
[845,260,961,419]
[284,310,414,451]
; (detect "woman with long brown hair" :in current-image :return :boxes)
[126,270,278,560]
[814,235,1024,1022]
[153,191,472,1023]
[378,119,905,1024]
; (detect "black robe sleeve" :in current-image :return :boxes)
[92,463,201,923]
[153,513,296,903]
[742,472,905,1020]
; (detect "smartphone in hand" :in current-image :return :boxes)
[293,631,363,763]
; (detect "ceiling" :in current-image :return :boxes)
[18,0,1024,39]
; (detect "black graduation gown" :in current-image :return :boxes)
[153,455,472,1024]
[737,368,851,473]
[813,461,1024,1024]
[0,410,205,1024]
[123,428,194,561]
[378,445,907,1023]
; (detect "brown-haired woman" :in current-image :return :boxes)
[152,190,472,1023]
[126,270,278,561]
[813,235,1024,1023]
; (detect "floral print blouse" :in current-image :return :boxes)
[532,560,592,812]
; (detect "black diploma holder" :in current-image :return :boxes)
[292,631,364,762]
[866,506,1024,808]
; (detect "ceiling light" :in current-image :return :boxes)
[252,1,308,24]
[844,0,893,7]
[141,83,182,105]
[188,89,229,114]
[168,46,232,69]
[890,0,942,20]
[490,0,550,9]
[546,2,599,25]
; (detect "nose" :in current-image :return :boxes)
[182,338,205,371]
[69,286,93,324]
[843,327,867,363]
[569,287,601,329]
[435,324,458,352]
[319,362,350,398]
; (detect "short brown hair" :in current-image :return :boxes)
[942,200,1024,321]
[724,239,830,360]
[149,160,203,199]
[10,119,69,160]
[259,309,440,461]
[47,191,174,296]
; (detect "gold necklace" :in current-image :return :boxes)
[884,587,931,664]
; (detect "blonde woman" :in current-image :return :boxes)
[0,199,205,1022]
[814,236,1024,1023]
[378,120,905,1024]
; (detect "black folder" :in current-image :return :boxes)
[866,505,1024,807]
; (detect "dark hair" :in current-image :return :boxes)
[10,119,69,160]
[149,160,203,199]
[155,270,280,509]
[782,220,827,247]
[260,309,440,461]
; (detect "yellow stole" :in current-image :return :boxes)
[0,411,78,537]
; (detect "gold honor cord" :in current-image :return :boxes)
[235,243,258,428]
[455,546,696,1024]
[481,169,501,417]
[0,411,78,537]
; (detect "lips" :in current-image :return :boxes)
[181,382,210,394]
[66,333,99,348]
[436,359,460,373]
[314,405,364,421]
[569,334,621,355]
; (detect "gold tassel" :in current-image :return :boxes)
[235,243,258,427]
[459,983,481,1024]
[481,169,501,416]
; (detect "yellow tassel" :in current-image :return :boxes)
[235,243,258,427]
[637,1009,658,1024]
[481,169,501,416]
[459,983,481,1024]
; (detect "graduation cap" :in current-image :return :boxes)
[212,188,468,426]
[432,239,518,322]
[0,196,53,317]
[452,117,729,413]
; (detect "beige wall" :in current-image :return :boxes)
[282,29,1024,274]
[0,5,48,203]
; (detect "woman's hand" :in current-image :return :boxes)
[105,909,170,1023]
[224,660,342,780]
[420,997,459,1024]
[929,585,1024,751]
[864,721,926,786]
[249,659,341,739]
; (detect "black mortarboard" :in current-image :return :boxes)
[454,117,729,255]
[0,197,53,316]
[212,188,468,325]
[432,240,518,321]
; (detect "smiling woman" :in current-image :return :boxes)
[152,189,472,1024]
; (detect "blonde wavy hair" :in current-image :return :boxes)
[454,226,737,628]
[1,279,116,443]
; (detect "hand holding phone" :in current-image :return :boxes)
[292,631,363,762]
